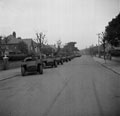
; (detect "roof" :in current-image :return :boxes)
[23,39,37,47]
[49,44,57,49]
[8,38,21,44]
[1,36,37,48]
[1,34,21,44]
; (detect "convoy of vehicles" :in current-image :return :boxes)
[21,53,81,76]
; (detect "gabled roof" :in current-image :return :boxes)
[8,38,21,44]
[1,35,37,48]
[23,38,37,47]
[7,34,16,40]
[49,44,57,51]
[1,34,21,44]
[49,44,56,49]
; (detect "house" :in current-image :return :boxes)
[0,32,21,55]
[1,32,39,55]
[22,38,39,54]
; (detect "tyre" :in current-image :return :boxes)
[61,60,63,65]
[42,62,46,69]
[39,65,43,74]
[21,67,26,76]
[57,62,59,65]
[51,64,54,68]
[54,61,57,68]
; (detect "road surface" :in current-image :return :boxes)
[0,55,120,116]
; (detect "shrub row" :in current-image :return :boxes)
[8,54,27,61]
[0,54,27,61]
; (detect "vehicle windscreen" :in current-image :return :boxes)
[25,57,37,62]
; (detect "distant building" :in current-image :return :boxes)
[49,44,57,52]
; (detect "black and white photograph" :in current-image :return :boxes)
[0,0,120,116]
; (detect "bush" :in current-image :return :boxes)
[8,54,27,61]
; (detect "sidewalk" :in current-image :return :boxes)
[0,68,20,81]
[93,56,120,75]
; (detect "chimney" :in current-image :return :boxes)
[12,31,16,38]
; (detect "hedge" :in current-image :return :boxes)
[8,54,27,61]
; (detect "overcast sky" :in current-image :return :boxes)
[0,0,120,49]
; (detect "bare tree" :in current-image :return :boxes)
[57,39,62,48]
[55,39,62,55]
[97,32,107,59]
[36,32,46,50]
[35,32,46,58]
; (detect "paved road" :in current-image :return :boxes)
[0,55,120,116]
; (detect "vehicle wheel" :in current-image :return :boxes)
[51,64,54,68]
[61,61,63,65]
[39,65,43,74]
[21,67,26,76]
[54,61,57,67]
[43,62,46,69]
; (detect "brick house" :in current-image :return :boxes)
[0,32,39,56]
[22,38,39,54]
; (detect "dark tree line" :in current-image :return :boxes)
[104,13,120,47]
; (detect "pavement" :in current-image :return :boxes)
[93,56,120,75]
[0,68,20,81]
